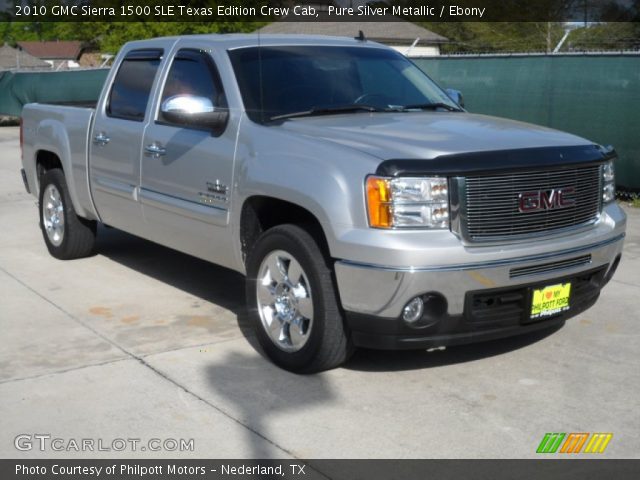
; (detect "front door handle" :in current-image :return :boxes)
[93,133,110,145]
[144,143,167,158]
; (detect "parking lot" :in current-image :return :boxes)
[1,125,639,459]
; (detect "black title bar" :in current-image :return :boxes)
[2,0,639,23]
[2,459,640,480]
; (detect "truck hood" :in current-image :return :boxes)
[277,112,592,160]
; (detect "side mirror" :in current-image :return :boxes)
[445,88,465,109]
[160,95,228,131]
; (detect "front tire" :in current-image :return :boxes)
[39,169,96,260]
[246,224,352,373]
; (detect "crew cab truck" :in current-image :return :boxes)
[20,35,626,372]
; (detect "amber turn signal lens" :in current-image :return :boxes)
[366,176,392,228]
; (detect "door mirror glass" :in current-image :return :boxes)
[445,88,465,108]
[160,94,228,130]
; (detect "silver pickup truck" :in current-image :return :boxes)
[20,34,626,372]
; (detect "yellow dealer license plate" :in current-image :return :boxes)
[531,283,571,319]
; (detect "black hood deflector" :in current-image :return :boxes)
[376,144,615,177]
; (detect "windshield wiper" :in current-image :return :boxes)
[400,102,462,112]
[269,104,383,121]
[269,102,461,121]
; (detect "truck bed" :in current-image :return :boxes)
[21,102,98,220]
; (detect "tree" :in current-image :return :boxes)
[565,23,640,51]
[424,22,566,53]
[0,21,263,53]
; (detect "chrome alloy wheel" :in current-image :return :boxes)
[256,250,314,352]
[42,184,65,247]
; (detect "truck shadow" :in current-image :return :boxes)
[95,225,255,343]
[204,351,335,458]
[96,225,562,372]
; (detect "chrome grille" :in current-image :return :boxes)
[462,166,601,241]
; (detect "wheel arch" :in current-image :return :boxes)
[35,149,64,185]
[239,195,332,267]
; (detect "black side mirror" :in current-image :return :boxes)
[445,88,465,109]
[160,95,228,131]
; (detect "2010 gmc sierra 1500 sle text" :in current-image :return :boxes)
[20,34,626,372]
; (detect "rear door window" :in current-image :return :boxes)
[107,49,163,122]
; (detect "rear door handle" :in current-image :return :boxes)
[93,133,110,145]
[144,143,167,158]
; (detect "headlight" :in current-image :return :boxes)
[366,176,449,229]
[602,160,615,203]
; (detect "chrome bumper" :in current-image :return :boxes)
[335,233,625,319]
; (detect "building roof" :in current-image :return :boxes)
[0,43,51,70]
[256,17,448,45]
[17,41,83,60]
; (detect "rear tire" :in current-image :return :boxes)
[246,224,353,373]
[39,169,96,260]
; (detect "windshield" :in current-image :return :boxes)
[228,46,459,123]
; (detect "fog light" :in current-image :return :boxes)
[402,297,424,324]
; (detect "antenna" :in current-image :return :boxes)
[355,30,366,42]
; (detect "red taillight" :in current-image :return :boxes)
[19,117,23,159]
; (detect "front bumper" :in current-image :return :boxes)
[334,229,625,350]
[344,264,615,350]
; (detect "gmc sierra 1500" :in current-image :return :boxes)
[20,34,626,372]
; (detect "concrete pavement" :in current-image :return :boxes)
[1,126,639,459]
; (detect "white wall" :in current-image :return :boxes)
[390,45,441,57]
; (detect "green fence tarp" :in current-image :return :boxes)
[0,68,109,117]
[414,54,640,190]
